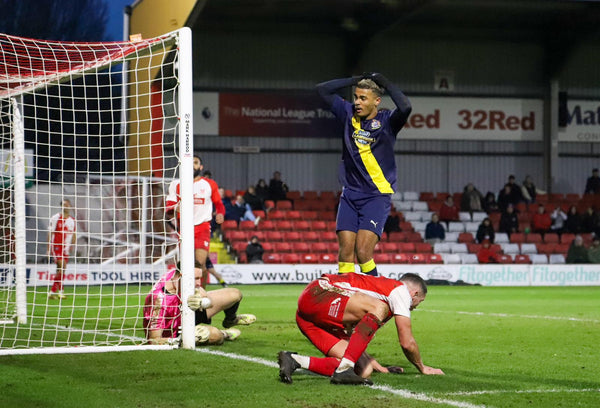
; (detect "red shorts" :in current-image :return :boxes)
[296,279,351,355]
[194,223,211,250]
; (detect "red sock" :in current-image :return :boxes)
[342,312,383,363]
[308,356,340,376]
[50,281,59,293]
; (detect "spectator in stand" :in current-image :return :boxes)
[497,184,519,212]
[425,213,445,244]
[550,206,568,235]
[221,188,237,222]
[564,205,583,234]
[531,204,552,236]
[243,185,265,212]
[475,217,495,243]
[521,175,545,203]
[581,207,599,234]
[586,237,600,263]
[506,175,524,204]
[268,171,289,202]
[246,235,264,264]
[477,239,498,264]
[255,178,270,203]
[482,192,500,214]
[584,168,600,195]
[383,210,401,239]
[231,195,260,226]
[566,235,589,264]
[460,183,483,213]
[498,203,519,237]
[439,195,459,225]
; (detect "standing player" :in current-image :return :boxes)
[316,73,412,276]
[165,155,225,280]
[143,264,256,345]
[47,199,76,300]
[278,273,443,385]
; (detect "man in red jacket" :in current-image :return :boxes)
[531,204,552,235]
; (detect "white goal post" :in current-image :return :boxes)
[0,28,196,354]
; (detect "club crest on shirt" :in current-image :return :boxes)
[370,120,381,130]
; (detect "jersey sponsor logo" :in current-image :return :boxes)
[370,119,381,130]
[328,297,342,318]
[194,196,206,205]
[352,129,374,145]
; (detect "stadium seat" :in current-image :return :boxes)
[320,231,337,242]
[525,233,543,244]
[275,200,293,210]
[406,232,423,242]
[252,231,267,241]
[294,242,310,253]
[221,220,238,230]
[549,254,566,264]
[374,253,392,264]
[265,230,284,241]
[239,220,256,230]
[509,233,526,244]
[380,242,399,252]
[286,190,302,201]
[320,191,338,201]
[500,243,520,255]
[555,243,570,254]
[237,252,247,264]
[300,253,319,263]
[303,231,320,242]
[443,254,461,264]
[412,201,429,211]
[472,212,487,222]
[435,192,450,201]
[226,230,248,241]
[399,222,415,232]
[395,201,413,211]
[388,232,407,242]
[302,211,318,220]
[403,191,419,201]
[284,231,303,241]
[536,243,554,255]
[391,253,411,263]
[263,200,275,211]
[460,253,478,264]
[295,220,311,231]
[411,221,427,232]
[513,254,531,264]
[326,241,339,253]
[403,211,422,222]
[464,222,480,233]
[261,242,274,252]
[444,232,459,242]
[293,200,312,211]
[459,212,472,222]
[310,220,327,231]
[458,232,475,243]
[409,253,427,264]
[420,212,434,222]
[428,201,442,212]
[434,242,450,253]
[494,233,509,243]
[320,253,337,263]
[450,243,469,253]
[560,233,576,244]
[267,210,286,220]
[253,210,266,219]
[530,254,549,264]
[427,253,444,264]
[274,220,294,230]
[264,253,282,263]
[231,241,247,255]
[420,192,434,201]
[303,191,319,200]
[259,220,276,230]
[520,243,538,254]
[467,243,482,253]
[274,242,293,252]
[310,242,328,252]
[282,253,301,264]
[496,254,513,264]
[415,242,433,253]
[398,242,416,253]
[286,210,302,220]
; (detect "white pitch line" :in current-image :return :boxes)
[424,309,600,323]
[444,388,600,396]
[195,348,487,408]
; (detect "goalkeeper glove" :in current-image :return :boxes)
[187,290,213,311]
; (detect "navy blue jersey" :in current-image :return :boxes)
[331,97,401,195]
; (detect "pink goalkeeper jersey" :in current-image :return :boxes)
[143,267,181,338]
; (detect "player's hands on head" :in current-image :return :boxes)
[187,289,213,311]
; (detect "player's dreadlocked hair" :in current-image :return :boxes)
[356,79,384,97]
[399,273,428,294]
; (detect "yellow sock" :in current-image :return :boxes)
[338,262,354,274]
[359,259,378,276]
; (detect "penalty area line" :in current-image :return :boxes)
[444,388,600,396]
[194,348,487,408]
[424,309,600,324]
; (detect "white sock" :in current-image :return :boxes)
[291,354,310,369]
[335,357,355,373]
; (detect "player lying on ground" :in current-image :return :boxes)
[143,264,256,345]
[278,272,443,385]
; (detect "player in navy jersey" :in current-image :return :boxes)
[316,73,411,276]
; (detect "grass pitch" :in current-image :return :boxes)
[1,284,599,407]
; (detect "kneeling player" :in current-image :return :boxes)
[278,272,443,385]
[143,264,256,345]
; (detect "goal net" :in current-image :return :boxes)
[0,28,197,354]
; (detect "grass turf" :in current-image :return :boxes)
[1,284,599,407]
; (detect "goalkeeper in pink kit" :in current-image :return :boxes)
[143,264,256,345]
[278,273,443,385]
